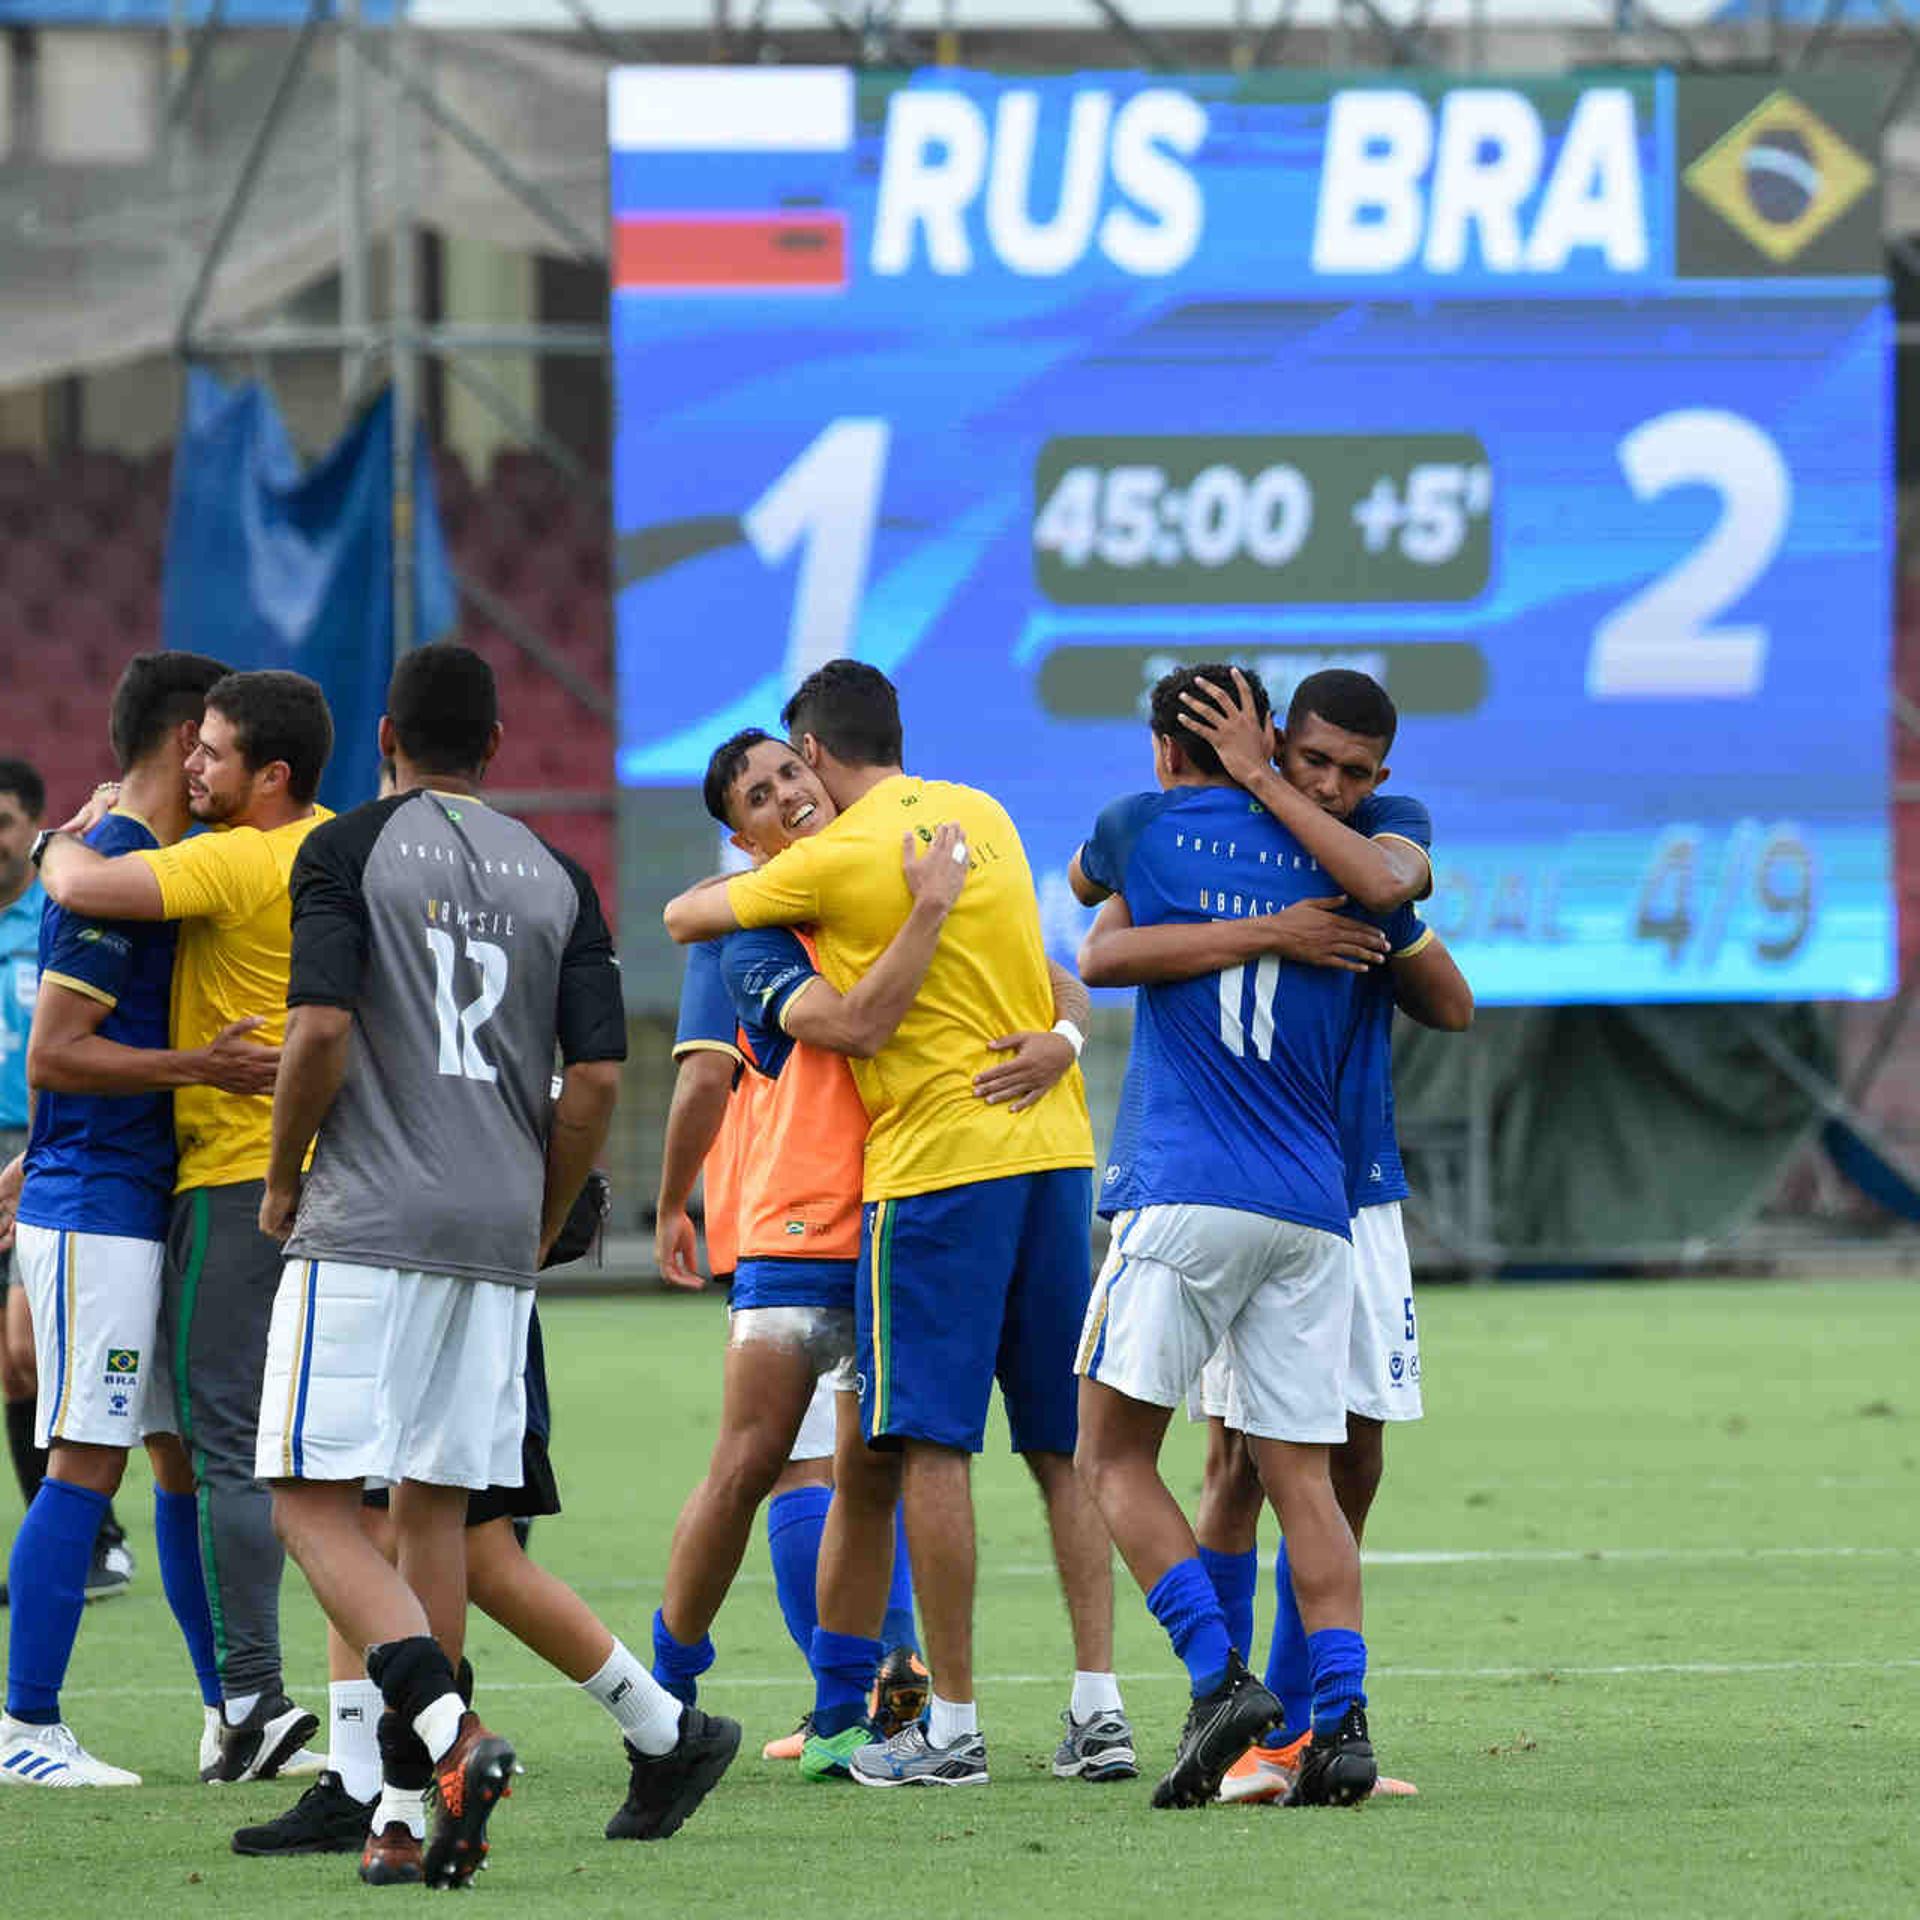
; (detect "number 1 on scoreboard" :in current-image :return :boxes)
[743,419,891,688]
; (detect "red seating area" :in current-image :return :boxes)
[0,446,617,918]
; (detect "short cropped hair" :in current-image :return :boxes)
[1149,664,1271,781]
[702,728,776,827]
[1286,669,1397,752]
[781,660,902,771]
[0,758,45,820]
[388,644,499,777]
[204,670,334,805]
[109,651,230,773]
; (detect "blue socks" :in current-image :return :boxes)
[1145,1557,1233,1699]
[1263,1540,1313,1744]
[154,1486,222,1710]
[809,1628,882,1739]
[1198,1544,1258,1663]
[1307,1627,1368,1736]
[766,1485,833,1662]
[881,1504,917,1651]
[5,1478,108,1724]
[650,1609,715,1708]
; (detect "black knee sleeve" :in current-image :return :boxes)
[366,1635,458,1730]
[375,1709,433,1793]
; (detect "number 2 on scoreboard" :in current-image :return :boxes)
[1586,410,1790,702]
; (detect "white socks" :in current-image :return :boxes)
[374,1785,427,1841]
[412,1691,466,1764]
[928,1693,978,1747]
[329,1679,383,1804]
[581,1639,683,1757]
[1071,1671,1124,1721]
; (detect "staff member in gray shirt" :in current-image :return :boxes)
[256,643,625,1890]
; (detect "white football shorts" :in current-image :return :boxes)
[15,1224,169,1448]
[1344,1202,1421,1422]
[1078,1204,1354,1445]
[256,1260,532,1491]
[1189,1200,1422,1426]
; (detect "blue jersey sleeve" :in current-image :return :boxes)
[1079,792,1166,898]
[1380,905,1429,954]
[672,941,741,1058]
[39,815,160,1009]
[718,927,817,1072]
[1355,791,1433,854]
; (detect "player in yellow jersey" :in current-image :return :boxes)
[36,670,333,1783]
[665,660,1128,1788]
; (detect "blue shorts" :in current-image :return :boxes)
[856,1167,1092,1456]
[731,1257,858,1314]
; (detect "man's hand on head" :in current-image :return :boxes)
[1178,668,1276,787]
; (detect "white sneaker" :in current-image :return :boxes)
[0,1715,141,1787]
[199,1705,221,1778]
[277,1746,327,1779]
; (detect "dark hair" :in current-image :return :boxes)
[702,727,777,827]
[1286,669,1397,753]
[1149,663,1271,780]
[109,650,229,773]
[387,643,499,777]
[780,659,902,771]
[204,670,334,805]
[0,758,45,819]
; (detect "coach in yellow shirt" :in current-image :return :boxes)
[666,660,1118,1788]
[37,670,332,1784]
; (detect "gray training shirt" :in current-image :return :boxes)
[282,788,626,1287]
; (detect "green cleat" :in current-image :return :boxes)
[799,1723,874,1782]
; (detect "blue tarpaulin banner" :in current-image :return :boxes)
[163,367,455,813]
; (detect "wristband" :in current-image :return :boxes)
[1051,1018,1086,1059]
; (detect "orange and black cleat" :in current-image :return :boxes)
[359,1821,425,1886]
[423,1713,517,1889]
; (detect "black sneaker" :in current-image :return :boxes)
[83,1526,134,1603]
[201,1692,321,1784]
[230,1770,375,1855]
[605,1706,742,1841]
[1150,1653,1282,1810]
[1283,1702,1377,1807]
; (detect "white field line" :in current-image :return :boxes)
[67,1656,1920,1704]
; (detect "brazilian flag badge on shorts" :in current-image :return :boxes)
[105,1349,140,1378]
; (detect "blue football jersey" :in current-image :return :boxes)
[717,926,817,1082]
[673,940,745,1058]
[0,878,43,1132]
[18,813,180,1242]
[1337,790,1437,1214]
[1082,786,1355,1238]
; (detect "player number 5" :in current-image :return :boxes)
[425,928,509,1084]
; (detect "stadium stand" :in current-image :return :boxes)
[0,447,617,917]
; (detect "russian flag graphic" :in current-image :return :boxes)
[609,68,854,296]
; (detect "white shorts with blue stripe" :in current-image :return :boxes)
[256,1260,531,1491]
[1077,1203,1353,1445]
[14,1223,168,1449]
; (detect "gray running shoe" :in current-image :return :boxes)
[849,1723,989,1788]
[1052,1708,1139,1782]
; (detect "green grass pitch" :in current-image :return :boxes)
[2,1277,1915,1917]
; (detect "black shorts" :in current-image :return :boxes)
[359,1429,562,1528]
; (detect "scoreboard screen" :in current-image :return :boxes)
[610,67,1893,1005]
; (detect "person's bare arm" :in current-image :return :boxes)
[1077,891,1389,989]
[259,1004,353,1241]
[777,824,969,1060]
[37,834,169,922]
[1390,933,1474,1032]
[972,959,1091,1113]
[27,981,278,1098]
[662,872,742,945]
[1179,669,1430,912]
[541,1060,622,1262]
[655,1049,736,1290]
